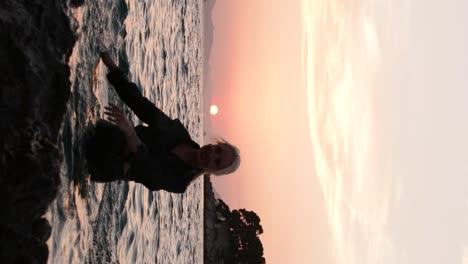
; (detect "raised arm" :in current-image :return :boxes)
[100,51,172,127]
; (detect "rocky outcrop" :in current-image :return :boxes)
[204,176,266,264]
[204,176,235,264]
[0,0,77,263]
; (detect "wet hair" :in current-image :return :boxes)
[211,137,240,176]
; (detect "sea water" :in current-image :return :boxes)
[46,0,203,263]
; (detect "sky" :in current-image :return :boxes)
[206,0,468,263]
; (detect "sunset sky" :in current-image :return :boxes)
[206,0,468,263]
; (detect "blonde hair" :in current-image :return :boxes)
[211,137,240,175]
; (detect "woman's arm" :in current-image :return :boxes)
[100,51,119,72]
[100,51,173,127]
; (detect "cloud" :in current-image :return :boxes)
[302,0,401,263]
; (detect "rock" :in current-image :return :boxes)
[204,176,235,263]
[0,0,76,263]
[32,218,52,242]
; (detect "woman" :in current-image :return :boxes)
[84,50,240,193]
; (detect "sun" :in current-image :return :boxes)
[210,105,219,115]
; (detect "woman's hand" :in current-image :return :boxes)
[104,104,133,135]
[104,104,141,153]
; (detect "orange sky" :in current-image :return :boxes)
[206,0,468,263]
[206,0,334,263]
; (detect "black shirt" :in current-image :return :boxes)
[107,70,202,193]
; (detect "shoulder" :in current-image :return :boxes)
[171,119,198,144]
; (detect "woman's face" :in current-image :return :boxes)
[198,143,234,172]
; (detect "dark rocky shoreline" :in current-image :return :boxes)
[204,176,234,263]
[0,0,78,262]
[204,177,265,264]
